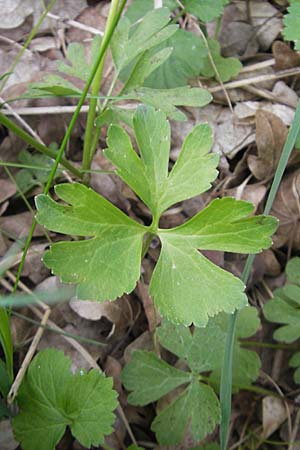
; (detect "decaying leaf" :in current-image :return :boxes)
[248,110,288,180]
[271,170,300,250]
[262,396,290,439]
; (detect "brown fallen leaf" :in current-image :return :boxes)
[271,170,300,250]
[124,331,154,364]
[136,281,160,332]
[273,41,300,70]
[69,295,134,339]
[262,396,291,439]
[248,110,288,180]
[0,179,16,203]
[0,211,44,238]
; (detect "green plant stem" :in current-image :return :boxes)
[0,0,57,93]
[12,0,127,293]
[82,0,122,174]
[220,100,300,450]
[0,113,82,179]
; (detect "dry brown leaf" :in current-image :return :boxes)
[0,211,44,238]
[262,396,290,439]
[0,47,41,90]
[226,184,267,211]
[0,0,33,29]
[272,81,299,109]
[124,331,154,364]
[136,281,160,332]
[21,243,49,284]
[66,5,106,42]
[248,110,288,180]
[271,170,300,249]
[234,101,295,126]
[0,179,16,203]
[273,41,300,70]
[69,295,134,339]
[105,356,123,396]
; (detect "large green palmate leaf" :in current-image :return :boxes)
[151,198,276,326]
[156,308,260,389]
[35,183,147,301]
[105,105,218,218]
[13,349,117,450]
[36,105,277,326]
[122,349,220,445]
[156,320,226,372]
[151,380,220,445]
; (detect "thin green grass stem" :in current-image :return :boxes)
[220,100,300,450]
[82,0,125,174]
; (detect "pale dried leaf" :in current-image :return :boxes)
[234,101,295,126]
[262,396,290,439]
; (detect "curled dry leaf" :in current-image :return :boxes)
[248,110,288,180]
[226,184,267,211]
[219,0,281,57]
[271,170,300,250]
[70,295,134,339]
[262,396,291,439]
[272,41,300,70]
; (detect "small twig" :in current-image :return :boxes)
[1,105,89,116]
[209,67,300,93]
[242,84,297,108]
[240,58,275,73]
[46,12,104,36]
[7,308,51,404]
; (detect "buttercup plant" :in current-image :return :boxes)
[35,105,277,327]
